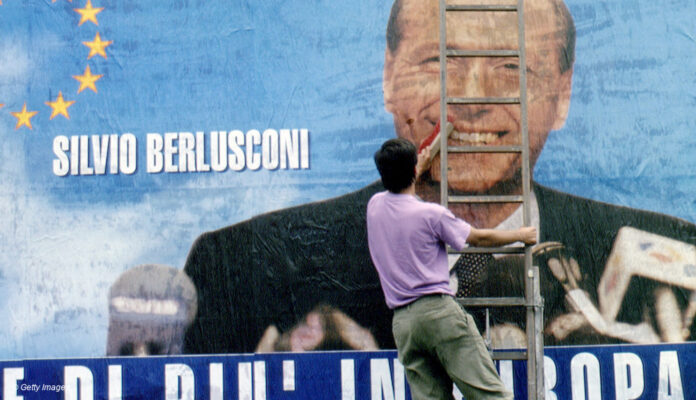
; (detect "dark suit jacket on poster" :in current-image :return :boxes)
[183,181,696,353]
[183,182,393,353]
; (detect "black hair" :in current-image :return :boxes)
[386,0,576,73]
[374,138,418,193]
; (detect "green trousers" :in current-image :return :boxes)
[392,294,513,400]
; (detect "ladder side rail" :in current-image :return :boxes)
[516,0,545,397]
[439,0,448,210]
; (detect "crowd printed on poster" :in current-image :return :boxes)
[51,129,310,176]
[1,345,693,399]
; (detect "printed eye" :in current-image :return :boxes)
[503,63,519,70]
[420,55,440,65]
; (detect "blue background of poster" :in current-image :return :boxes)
[0,0,695,359]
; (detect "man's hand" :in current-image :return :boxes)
[518,227,538,245]
[415,142,433,179]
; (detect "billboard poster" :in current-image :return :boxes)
[2,0,696,392]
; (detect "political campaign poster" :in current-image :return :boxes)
[1,3,696,395]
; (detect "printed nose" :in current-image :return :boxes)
[450,61,486,98]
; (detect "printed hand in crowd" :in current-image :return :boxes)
[539,240,695,344]
[255,304,379,352]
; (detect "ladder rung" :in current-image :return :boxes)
[447,49,519,58]
[447,145,523,153]
[446,5,518,12]
[448,195,524,204]
[447,97,520,105]
[453,246,526,254]
[457,297,526,307]
[491,351,528,360]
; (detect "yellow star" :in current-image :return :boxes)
[73,65,103,93]
[45,92,76,120]
[11,103,39,130]
[83,32,112,59]
[74,0,103,26]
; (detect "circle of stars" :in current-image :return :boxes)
[1,0,111,130]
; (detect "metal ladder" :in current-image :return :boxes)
[437,1,544,399]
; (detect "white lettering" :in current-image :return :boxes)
[79,135,94,175]
[52,136,70,176]
[282,360,295,391]
[300,128,310,168]
[109,134,119,174]
[246,129,261,170]
[53,134,136,176]
[614,352,644,400]
[341,359,355,400]
[238,362,252,400]
[370,358,405,400]
[393,360,406,400]
[179,132,195,172]
[544,356,558,400]
[92,135,110,175]
[499,360,514,394]
[70,135,79,175]
[119,134,137,174]
[147,133,164,173]
[195,131,210,172]
[211,131,227,172]
[228,130,245,171]
[262,129,279,170]
[64,365,94,400]
[3,368,24,400]
[165,363,194,400]
[108,365,122,400]
[280,129,297,169]
[254,361,266,400]
[570,352,601,400]
[232,362,266,400]
[209,363,223,400]
[658,351,684,400]
[164,132,178,173]
[111,296,179,315]
[53,130,309,177]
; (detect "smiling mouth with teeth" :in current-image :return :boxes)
[418,118,513,162]
[450,131,505,145]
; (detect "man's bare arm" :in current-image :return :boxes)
[467,227,537,247]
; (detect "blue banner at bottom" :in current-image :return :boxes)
[1,342,692,399]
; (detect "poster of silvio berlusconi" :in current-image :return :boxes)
[1,0,696,370]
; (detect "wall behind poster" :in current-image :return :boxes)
[0,0,694,359]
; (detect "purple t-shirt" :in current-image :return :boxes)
[366,191,472,309]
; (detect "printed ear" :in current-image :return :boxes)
[552,67,573,131]
[383,49,396,113]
